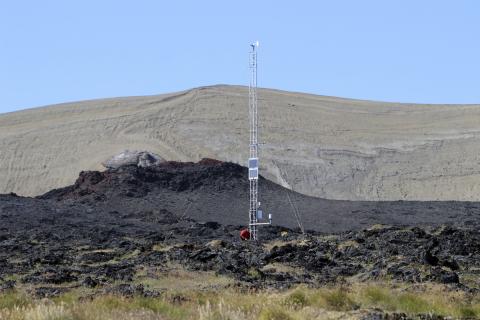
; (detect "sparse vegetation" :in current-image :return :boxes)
[258,307,294,320]
[318,287,357,311]
[2,281,480,319]
[0,291,29,310]
[284,289,308,308]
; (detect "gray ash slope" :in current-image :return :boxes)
[2,158,478,235]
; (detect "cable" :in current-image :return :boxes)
[285,187,305,234]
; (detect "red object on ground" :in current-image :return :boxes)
[240,229,251,240]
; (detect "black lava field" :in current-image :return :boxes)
[1,159,480,296]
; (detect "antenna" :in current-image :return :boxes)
[247,41,271,241]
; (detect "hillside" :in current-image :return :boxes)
[1,85,480,200]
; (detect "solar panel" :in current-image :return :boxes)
[248,157,258,169]
[249,168,258,180]
[257,210,263,219]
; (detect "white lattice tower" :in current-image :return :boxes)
[248,41,259,240]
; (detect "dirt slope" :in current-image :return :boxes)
[1,85,480,200]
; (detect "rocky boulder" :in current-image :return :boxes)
[102,150,165,169]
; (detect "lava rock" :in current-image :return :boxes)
[427,268,460,284]
[82,276,99,288]
[423,249,439,266]
[0,280,15,292]
[107,284,145,297]
[35,287,68,298]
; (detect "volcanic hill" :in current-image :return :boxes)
[2,85,480,201]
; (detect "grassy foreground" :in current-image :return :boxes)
[1,282,480,320]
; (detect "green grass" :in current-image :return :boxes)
[284,289,308,308]
[258,306,294,320]
[355,284,480,317]
[2,274,20,282]
[0,290,30,309]
[246,267,262,280]
[320,288,356,311]
[2,282,480,319]
[90,295,190,319]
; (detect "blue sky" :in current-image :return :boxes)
[1,1,479,113]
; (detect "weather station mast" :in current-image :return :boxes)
[246,41,272,241]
